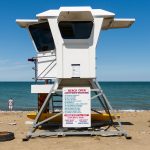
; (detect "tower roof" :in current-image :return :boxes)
[16,6,135,29]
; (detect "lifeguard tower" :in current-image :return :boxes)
[16,7,135,140]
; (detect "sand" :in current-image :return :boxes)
[0,111,150,150]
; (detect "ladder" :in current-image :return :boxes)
[51,93,62,113]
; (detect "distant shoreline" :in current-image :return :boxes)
[0,81,150,82]
[0,110,150,113]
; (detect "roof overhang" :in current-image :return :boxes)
[102,18,135,30]
[16,7,135,29]
[36,7,115,20]
[16,19,39,28]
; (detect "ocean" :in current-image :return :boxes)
[0,82,150,111]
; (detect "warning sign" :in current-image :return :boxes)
[63,87,91,127]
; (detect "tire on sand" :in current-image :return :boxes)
[0,132,15,142]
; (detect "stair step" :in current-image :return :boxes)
[52,100,62,103]
[53,106,62,108]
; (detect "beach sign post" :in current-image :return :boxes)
[63,87,91,127]
[16,7,135,141]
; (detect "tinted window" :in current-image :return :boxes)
[59,21,93,39]
[29,22,55,52]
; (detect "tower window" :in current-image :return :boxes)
[29,22,55,52]
[59,21,93,39]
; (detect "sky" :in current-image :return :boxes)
[0,0,149,81]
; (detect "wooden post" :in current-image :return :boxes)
[38,80,49,112]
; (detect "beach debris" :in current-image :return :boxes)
[25,121,33,125]
[0,131,15,142]
[94,135,101,141]
[8,122,16,125]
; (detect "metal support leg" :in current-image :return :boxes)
[23,79,131,140]
[90,79,114,127]
[23,79,61,141]
[93,79,131,138]
[34,112,62,128]
[89,80,108,113]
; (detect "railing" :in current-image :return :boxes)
[36,58,56,80]
[29,54,56,82]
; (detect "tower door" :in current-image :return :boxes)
[72,64,80,78]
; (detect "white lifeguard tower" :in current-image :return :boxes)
[16,7,135,140]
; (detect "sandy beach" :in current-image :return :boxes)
[0,111,149,150]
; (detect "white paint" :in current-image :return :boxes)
[37,52,57,79]
[36,7,115,19]
[16,19,38,28]
[72,64,80,77]
[16,7,135,82]
[31,84,53,93]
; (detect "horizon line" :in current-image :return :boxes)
[0,80,150,82]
